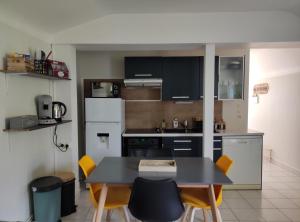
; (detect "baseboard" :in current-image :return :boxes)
[25,215,33,222]
[271,157,300,176]
[223,184,261,190]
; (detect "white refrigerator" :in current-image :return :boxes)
[85,98,125,164]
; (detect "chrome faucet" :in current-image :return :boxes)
[180,120,188,129]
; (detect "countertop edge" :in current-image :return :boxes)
[122,130,264,137]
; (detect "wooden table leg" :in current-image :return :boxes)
[106,209,112,221]
[181,205,191,222]
[123,206,131,222]
[208,185,222,222]
[94,184,108,222]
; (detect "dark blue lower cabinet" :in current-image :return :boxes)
[162,137,202,157]
[122,136,203,158]
[213,148,222,162]
[213,136,223,162]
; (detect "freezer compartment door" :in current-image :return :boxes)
[86,122,122,165]
[85,98,124,122]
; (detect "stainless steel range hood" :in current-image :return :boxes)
[124,78,163,87]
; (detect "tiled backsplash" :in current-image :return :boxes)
[125,100,223,129]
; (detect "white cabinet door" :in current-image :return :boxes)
[223,136,262,185]
[86,122,122,165]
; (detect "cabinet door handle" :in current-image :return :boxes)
[134,74,152,77]
[200,96,218,99]
[238,141,248,144]
[172,96,190,99]
[174,148,192,151]
[213,140,222,142]
[175,101,194,104]
[213,148,222,151]
[174,140,192,143]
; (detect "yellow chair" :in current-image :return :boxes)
[78,155,131,221]
[181,155,233,222]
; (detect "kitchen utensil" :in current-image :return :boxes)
[36,95,53,119]
[173,118,179,128]
[182,120,188,129]
[52,102,67,122]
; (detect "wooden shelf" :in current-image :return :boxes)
[0,70,71,81]
[3,120,72,132]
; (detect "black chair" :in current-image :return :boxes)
[128,177,184,222]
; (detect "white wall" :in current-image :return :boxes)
[53,11,300,44]
[52,45,80,197]
[0,22,77,221]
[249,48,300,172]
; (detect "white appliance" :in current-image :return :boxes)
[223,136,262,188]
[85,98,125,164]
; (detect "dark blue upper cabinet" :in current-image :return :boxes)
[124,57,163,79]
[162,57,203,101]
[162,137,202,157]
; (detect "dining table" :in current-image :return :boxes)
[86,157,232,222]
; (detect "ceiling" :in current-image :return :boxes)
[1,0,300,36]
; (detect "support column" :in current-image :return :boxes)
[203,44,215,159]
[52,45,80,198]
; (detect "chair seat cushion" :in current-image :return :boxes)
[94,186,131,209]
[181,188,222,209]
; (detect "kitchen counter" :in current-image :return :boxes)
[214,129,264,137]
[122,129,264,137]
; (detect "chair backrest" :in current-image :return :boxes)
[216,155,233,175]
[128,177,184,222]
[214,155,233,200]
[78,155,96,178]
[78,155,100,208]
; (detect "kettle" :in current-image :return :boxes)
[52,102,67,122]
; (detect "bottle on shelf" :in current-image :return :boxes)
[227,80,234,99]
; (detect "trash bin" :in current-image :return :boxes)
[53,172,76,216]
[30,176,62,222]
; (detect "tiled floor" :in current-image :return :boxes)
[62,160,300,222]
